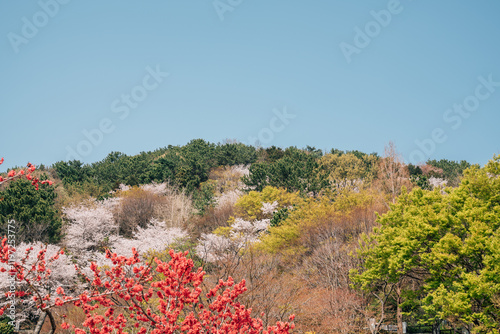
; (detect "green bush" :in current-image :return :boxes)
[0,178,62,243]
[0,320,14,334]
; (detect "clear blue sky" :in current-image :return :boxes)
[1,1,499,172]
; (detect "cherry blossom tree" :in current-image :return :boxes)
[105,218,188,260]
[215,189,243,210]
[261,201,278,216]
[140,181,170,195]
[196,200,279,266]
[63,200,118,258]
[428,176,447,189]
[196,217,270,264]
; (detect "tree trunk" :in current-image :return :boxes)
[33,310,56,334]
[33,312,46,334]
[396,285,403,334]
[432,319,441,334]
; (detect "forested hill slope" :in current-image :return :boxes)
[2,140,494,333]
[50,139,472,197]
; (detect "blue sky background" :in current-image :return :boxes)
[1,0,499,172]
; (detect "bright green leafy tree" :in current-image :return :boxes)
[0,178,62,243]
[352,155,500,334]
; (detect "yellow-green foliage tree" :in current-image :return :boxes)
[251,188,384,256]
[233,186,303,221]
[320,152,378,192]
[351,155,500,334]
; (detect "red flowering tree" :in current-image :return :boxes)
[0,157,52,189]
[1,239,294,333]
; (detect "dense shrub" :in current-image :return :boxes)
[0,178,61,243]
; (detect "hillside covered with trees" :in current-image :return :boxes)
[1,139,498,334]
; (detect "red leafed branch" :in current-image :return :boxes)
[0,157,52,190]
[0,237,295,333]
